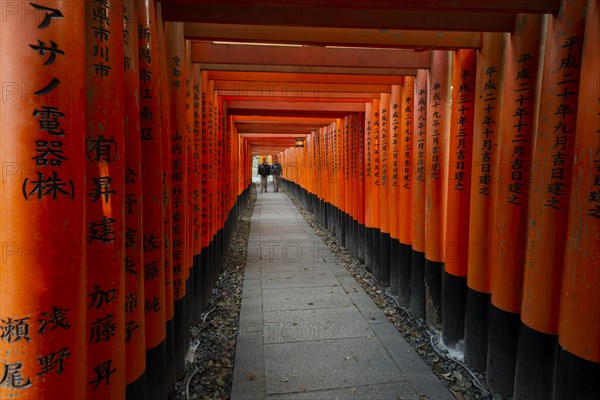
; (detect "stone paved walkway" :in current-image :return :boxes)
[231,189,453,400]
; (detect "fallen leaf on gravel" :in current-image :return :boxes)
[244,372,256,381]
[280,376,289,382]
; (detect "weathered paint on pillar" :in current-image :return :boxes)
[411,69,428,319]
[1,2,87,398]
[424,50,451,330]
[442,48,476,346]
[488,13,546,397]
[555,0,600,398]
[464,32,505,373]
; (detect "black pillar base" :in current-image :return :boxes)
[554,347,600,400]
[365,227,374,272]
[200,248,211,311]
[487,305,520,397]
[424,258,443,330]
[442,271,466,346]
[410,248,426,319]
[351,219,359,259]
[380,232,390,287]
[146,340,168,400]
[513,322,557,400]
[389,238,400,295]
[357,223,366,263]
[398,243,412,308]
[464,288,490,372]
[373,229,382,283]
[174,297,188,380]
[192,253,202,324]
[126,371,147,400]
[166,317,176,394]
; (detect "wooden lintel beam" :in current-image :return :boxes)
[208,71,404,85]
[185,23,482,49]
[213,80,392,94]
[229,109,352,118]
[197,64,416,76]
[192,43,431,69]
[163,3,517,32]
[226,101,365,112]
[221,90,379,101]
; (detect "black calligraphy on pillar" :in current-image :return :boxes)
[478,66,498,196]
[589,98,600,219]
[403,95,413,189]
[90,1,112,78]
[38,306,71,334]
[373,112,380,186]
[416,88,427,182]
[88,285,117,309]
[380,108,388,187]
[22,171,74,200]
[430,83,442,180]
[0,362,32,389]
[87,216,117,243]
[0,317,31,343]
[88,314,117,344]
[37,347,71,376]
[88,359,116,391]
[454,69,472,191]
[507,53,534,205]
[545,36,582,209]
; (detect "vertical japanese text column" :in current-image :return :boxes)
[1,2,86,398]
[85,1,126,398]
[379,93,391,287]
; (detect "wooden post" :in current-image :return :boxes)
[464,32,505,373]
[411,69,428,319]
[555,0,600,398]
[488,14,546,397]
[425,50,451,330]
[399,79,414,307]
[1,2,87,398]
[137,1,167,398]
[442,48,477,347]
[379,93,391,287]
[123,1,147,397]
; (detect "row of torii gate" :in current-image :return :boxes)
[1,1,598,400]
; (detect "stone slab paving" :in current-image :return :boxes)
[231,190,453,400]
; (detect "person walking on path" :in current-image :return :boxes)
[258,158,271,193]
[271,156,283,192]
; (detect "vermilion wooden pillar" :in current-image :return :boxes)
[357,113,366,263]
[379,93,391,287]
[137,1,167,398]
[425,50,451,330]
[123,1,147,398]
[488,14,546,397]
[164,21,189,381]
[84,1,126,398]
[555,0,600,398]
[156,6,176,392]
[399,79,414,307]
[364,103,374,272]
[443,49,476,347]
[191,64,203,325]
[389,87,402,296]
[464,32,505,373]
[371,99,381,281]
[411,69,428,319]
[1,2,87,398]
[515,1,587,398]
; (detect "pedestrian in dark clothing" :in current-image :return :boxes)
[258,158,271,193]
